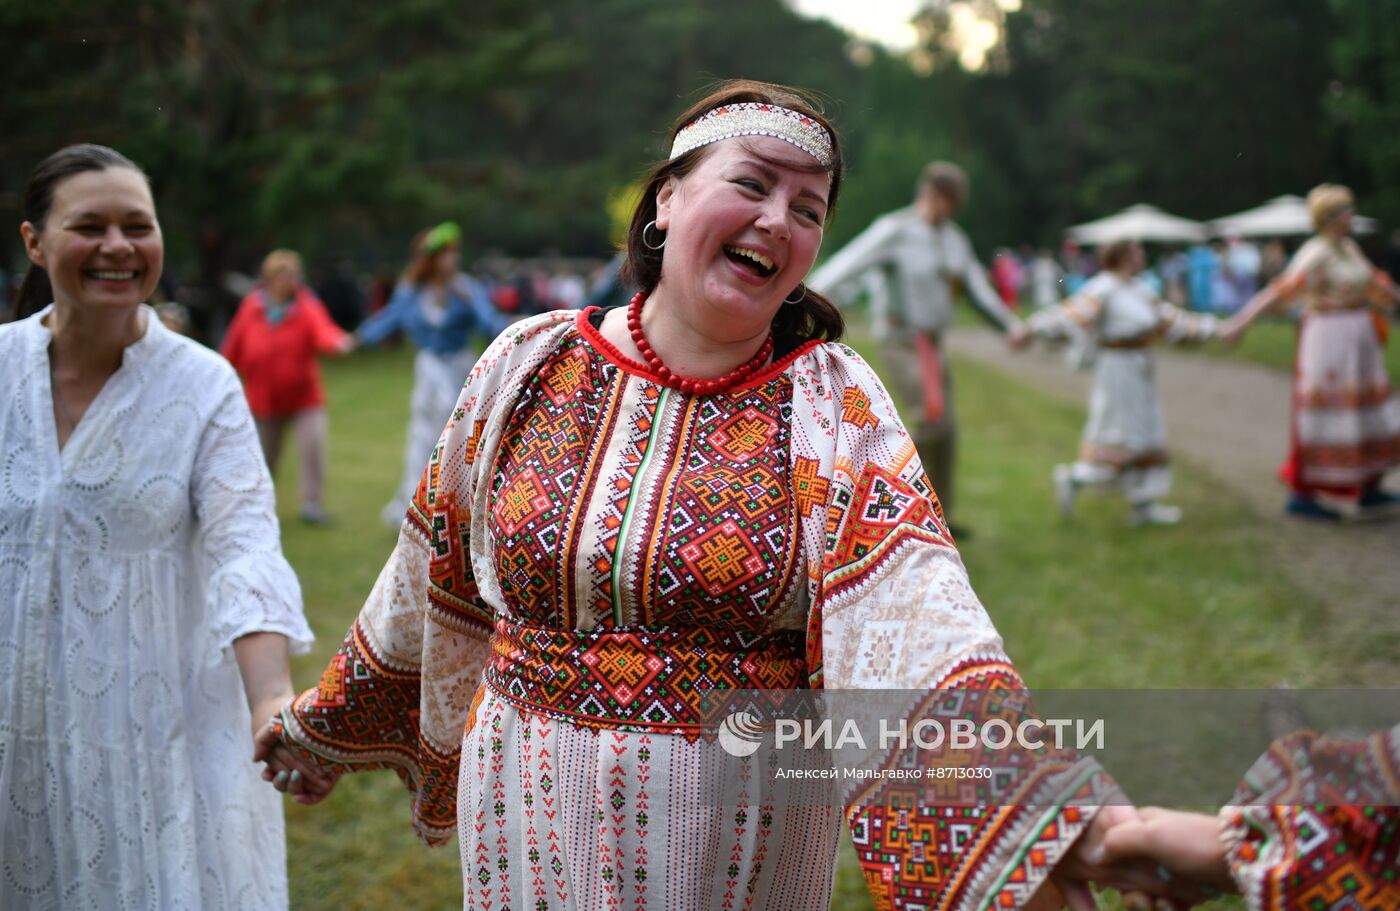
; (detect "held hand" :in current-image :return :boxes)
[1050,806,1218,911]
[1006,323,1032,350]
[250,699,338,805]
[1099,808,1237,897]
[1218,318,1246,347]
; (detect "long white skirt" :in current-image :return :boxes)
[1069,349,1171,503]
[456,687,842,911]
[382,347,479,527]
[1286,309,1400,490]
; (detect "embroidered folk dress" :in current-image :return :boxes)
[280,309,1107,911]
[1220,724,1400,910]
[1027,273,1216,503]
[0,307,314,908]
[1269,236,1400,493]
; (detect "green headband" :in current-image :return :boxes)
[424,221,461,254]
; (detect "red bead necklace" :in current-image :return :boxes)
[626,291,774,395]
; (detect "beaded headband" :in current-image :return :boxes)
[669,103,835,169]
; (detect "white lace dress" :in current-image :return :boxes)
[0,307,314,909]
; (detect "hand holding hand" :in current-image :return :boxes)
[250,698,338,805]
[1099,807,1237,898]
[1218,317,1246,346]
[1049,805,1222,911]
[1006,323,1033,350]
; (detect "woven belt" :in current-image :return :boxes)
[1101,333,1158,350]
[484,618,807,734]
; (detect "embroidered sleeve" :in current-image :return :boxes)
[1027,292,1105,339]
[1154,300,1217,343]
[789,344,1115,910]
[277,311,577,845]
[1220,725,1400,911]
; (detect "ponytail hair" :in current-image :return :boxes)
[13,143,147,321]
[14,268,53,321]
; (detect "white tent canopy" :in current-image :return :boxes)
[1066,204,1207,246]
[1210,194,1378,237]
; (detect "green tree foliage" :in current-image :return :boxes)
[976,0,1337,246]
[0,0,1384,316]
[1327,0,1400,226]
[0,0,568,309]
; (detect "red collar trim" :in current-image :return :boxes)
[575,306,820,394]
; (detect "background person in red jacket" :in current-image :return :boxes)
[222,249,355,524]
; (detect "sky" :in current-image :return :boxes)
[788,0,927,51]
[788,0,1022,68]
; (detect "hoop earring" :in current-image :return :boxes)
[642,220,666,250]
[784,283,807,305]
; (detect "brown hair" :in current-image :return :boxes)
[15,144,149,320]
[918,161,968,209]
[401,230,457,285]
[619,79,845,343]
[1098,239,1140,272]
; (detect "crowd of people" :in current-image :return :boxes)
[1108,237,1275,315]
[978,234,1376,319]
[2,76,1397,911]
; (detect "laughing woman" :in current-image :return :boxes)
[0,144,321,908]
[265,82,1178,910]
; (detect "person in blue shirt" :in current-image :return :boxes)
[1186,242,1219,312]
[356,222,510,527]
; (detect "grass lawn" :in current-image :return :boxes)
[270,337,1348,910]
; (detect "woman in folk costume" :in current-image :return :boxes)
[1027,239,1217,526]
[0,144,320,908]
[1222,184,1400,521]
[355,221,510,527]
[258,81,1184,910]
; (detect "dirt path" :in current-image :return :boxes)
[948,329,1400,685]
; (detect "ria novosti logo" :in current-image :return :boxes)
[717,710,1105,756]
[717,711,765,757]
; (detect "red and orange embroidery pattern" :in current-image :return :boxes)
[280,620,460,844]
[848,659,1103,911]
[488,336,801,630]
[486,618,805,734]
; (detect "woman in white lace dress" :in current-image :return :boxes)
[1026,240,1217,526]
[0,144,323,908]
